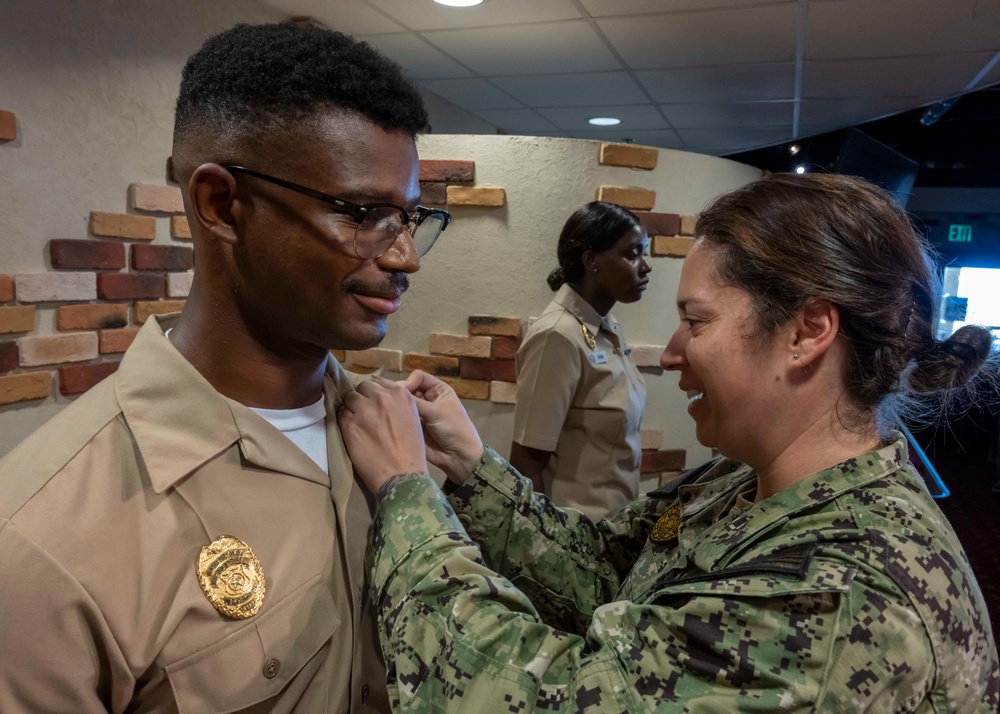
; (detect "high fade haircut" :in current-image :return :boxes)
[173,22,428,146]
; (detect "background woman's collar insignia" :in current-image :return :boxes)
[197,534,265,619]
[581,323,597,350]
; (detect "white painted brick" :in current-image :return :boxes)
[19,332,98,366]
[167,272,194,298]
[15,273,96,303]
[490,380,517,404]
[630,344,665,368]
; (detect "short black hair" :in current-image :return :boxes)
[547,202,642,290]
[174,22,428,144]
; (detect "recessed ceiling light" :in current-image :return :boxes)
[432,0,485,6]
[788,143,801,155]
[794,164,807,174]
[588,117,621,126]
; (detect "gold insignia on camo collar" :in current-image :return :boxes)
[197,535,265,619]
[582,324,597,350]
[651,503,682,542]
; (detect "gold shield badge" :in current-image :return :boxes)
[197,535,265,619]
[650,504,681,543]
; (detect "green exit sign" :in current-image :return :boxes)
[947,224,973,243]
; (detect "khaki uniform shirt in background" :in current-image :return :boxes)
[513,283,646,520]
[0,315,389,713]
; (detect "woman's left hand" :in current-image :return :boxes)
[338,376,428,495]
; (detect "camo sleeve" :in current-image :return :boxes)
[444,446,657,632]
[367,472,891,713]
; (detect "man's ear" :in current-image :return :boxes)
[188,163,240,246]
[790,299,840,367]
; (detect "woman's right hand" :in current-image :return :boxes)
[401,370,485,484]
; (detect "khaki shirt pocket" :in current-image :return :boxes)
[166,574,340,713]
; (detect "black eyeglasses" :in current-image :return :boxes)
[224,165,451,259]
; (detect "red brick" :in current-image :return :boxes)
[0,371,52,406]
[89,211,156,240]
[640,449,686,474]
[50,239,126,270]
[459,357,492,381]
[635,212,681,237]
[0,275,12,302]
[99,327,140,354]
[56,303,129,331]
[97,273,165,300]
[402,353,460,376]
[0,341,17,373]
[134,300,185,324]
[468,315,520,337]
[419,160,474,183]
[0,110,16,142]
[491,335,522,360]
[131,244,194,271]
[128,183,184,213]
[19,333,98,367]
[166,156,176,184]
[59,360,120,395]
[0,306,35,335]
[491,359,517,383]
[419,182,447,206]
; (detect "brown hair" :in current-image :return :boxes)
[695,172,995,428]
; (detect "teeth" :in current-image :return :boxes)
[686,390,704,403]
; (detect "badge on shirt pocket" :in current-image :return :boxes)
[588,351,608,365]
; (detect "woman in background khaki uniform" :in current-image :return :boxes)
[510,202,651,520]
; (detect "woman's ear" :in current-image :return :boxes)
[581,249,598,274]
[791,299,840,367]
[188,163,241,246]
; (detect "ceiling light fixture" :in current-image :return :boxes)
[588,117,621,126]
[794,164,807,174]
[788,144,801,155]
[432,0,485,6]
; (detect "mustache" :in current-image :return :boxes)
[342,272,409,296]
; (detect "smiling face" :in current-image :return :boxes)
[660,239,792,464]
[591,226,652,305]
[227,111,421,352]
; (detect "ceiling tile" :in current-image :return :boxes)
[580,0,796,16]
[804,54,996,98]
[677,125,795,151]
[597,4,798,69]
[536,104,668,132]
[568,129,686,149]
[421,21,622,75]
[807,0,1000,60]
[798,97,940,127]
[493,72,649,107]
[417,78,523,109]
[260,0,405,34]
[660,101,794,128]
[362,33,474,79]
[637,63,795,103]
[367,0,581,31]
[473,108,560,133]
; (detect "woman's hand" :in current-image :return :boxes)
[403,370,484,484]
[338,377,428,495]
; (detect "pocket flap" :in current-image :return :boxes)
[167,574,340,713]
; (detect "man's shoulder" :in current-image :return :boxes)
[0,377,123,518]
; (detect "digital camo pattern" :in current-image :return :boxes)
[367,435,999,712]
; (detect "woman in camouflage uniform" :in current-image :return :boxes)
[340,173,999,712]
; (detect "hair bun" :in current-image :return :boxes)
[546,267,566,291]
[909,325,993,392]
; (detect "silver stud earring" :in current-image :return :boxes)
[793,353,800,360]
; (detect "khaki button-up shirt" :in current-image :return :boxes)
[513,284,646,520]
[0,315,389,713]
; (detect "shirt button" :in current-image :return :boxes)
[262,658,280,679]
[361,683,370,704]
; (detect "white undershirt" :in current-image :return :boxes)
[164,328,330,475]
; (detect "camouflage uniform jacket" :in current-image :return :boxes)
[368,435,999,712]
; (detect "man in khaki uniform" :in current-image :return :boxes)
[513,284,647,519]
[0,22,449,712]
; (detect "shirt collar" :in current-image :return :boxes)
[115,315,343,494]
[552,283,615,336]
[683,435,910,572]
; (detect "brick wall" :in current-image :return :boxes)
[0,180,190,406]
